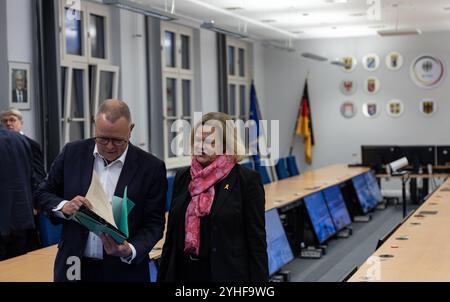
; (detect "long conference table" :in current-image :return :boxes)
[348,176,450,282]
[0,164,369,282]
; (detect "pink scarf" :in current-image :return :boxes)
[184,155,236,255]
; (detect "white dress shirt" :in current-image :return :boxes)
[16,89,24,103]
[53,144,136,264]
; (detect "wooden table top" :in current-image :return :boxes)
[264,164,369,211]
[377,173,449,179]
[0,164,369,282]
[348,179,450,282]
[0,252,54,282]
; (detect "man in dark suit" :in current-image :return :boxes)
[1,107,46,251]
[0,124,35,260]
[12,72,28,103]
[1,107,46,191]
[34,99,167,282]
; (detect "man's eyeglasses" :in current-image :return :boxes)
[95,137,128,147]
[1,118,20,124]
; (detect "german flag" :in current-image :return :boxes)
[295,80,315,164]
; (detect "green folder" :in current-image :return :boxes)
[72,186,135,244]
[112,186,135,238]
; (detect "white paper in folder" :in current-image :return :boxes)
[85,170,117,228]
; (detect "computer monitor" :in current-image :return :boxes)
[437,146,450,166]
[303,192,337,244]
[361,146,402,173]
[322,186,352,231]
[351,174,375,214]
[398,146,436,170]
[265,209,295,276]
[364,171,383,204]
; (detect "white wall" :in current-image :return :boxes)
[261,32,450,173]
[114,12,220,158]
[4,0,37,140]
[0,1,8,110]
[251,41,267,116]
[118,10,150,151]
[198,29,218,114]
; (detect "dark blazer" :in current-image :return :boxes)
[34,139,167,282]
[12,89,28,103]
[0,126,34,235]
[23,135,46,192]
[158,164,268,282]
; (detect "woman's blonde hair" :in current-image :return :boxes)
[191,112,245,162]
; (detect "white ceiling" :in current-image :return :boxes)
[127,0,450,40]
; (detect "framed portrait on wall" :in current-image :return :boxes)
[9,62,31,110]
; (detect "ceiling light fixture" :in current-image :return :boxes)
[103,0,176,20]
[301,52,328,62]
[200,20,247,39]
[183,0,298,39]
[377,3,420,36]
[330,60,348,67]
[262,41,295,52]
[225,7,243,11]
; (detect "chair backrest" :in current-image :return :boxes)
[275,158,290,180]
[240,161,254,170]
[38,212,62,247]
[149,260,158,282]
[166,176,175,212]
[286,155,300,176]
[254,158,271,184]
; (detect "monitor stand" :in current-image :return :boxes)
[270,270,291,282]
[354,214,372,222]
[299,244,326,259]
[376,200,387,210]
[337,227,353,238]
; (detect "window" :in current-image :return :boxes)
[89,14,106,60]
[161,22,194,168]
[226,38,249,120]
[61,63,91,143]
[91,65,119,134]
[65,7,84,57]
[59,0,119,147]
[60,0,111,64]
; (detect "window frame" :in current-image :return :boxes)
[60,0,88,63]
[91,64,120,116]
[62,62,91,143]
[59,0,111,65]
[161,21,195,169]
[226,37,249,120]
[59,0,117,147]
[86,2,112,65]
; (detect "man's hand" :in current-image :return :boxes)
[61,196,93,216]
[100,233,132,258]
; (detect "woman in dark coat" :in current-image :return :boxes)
[158,112,268,282]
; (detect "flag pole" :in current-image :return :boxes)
[253,85,277,181]
[289,70,310,155]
